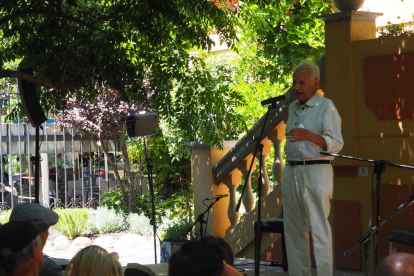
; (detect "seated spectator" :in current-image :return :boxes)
[200,236,235,267]
[376,253,414,276]
[65,245,122,276]
[9,203,62,276]
[168,239,243,276]
[0,221,45,276]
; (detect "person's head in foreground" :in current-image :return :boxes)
[65,245,123,276]
[292,60,320,105]
[376,253,414,276]
[200,235,235,267]
[168,239,243,276]
[0,221,45,276]
[10,203,59,243]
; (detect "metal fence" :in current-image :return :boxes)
[0,93,123,210]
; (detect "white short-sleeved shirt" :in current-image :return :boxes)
[284,92,343,161]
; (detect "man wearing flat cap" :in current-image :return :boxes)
[10,203,62,276]
[0,220,45,276]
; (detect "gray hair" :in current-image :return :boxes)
[0,235,44,276]
[293,60,320,81]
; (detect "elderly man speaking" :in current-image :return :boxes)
[282,60,343,276]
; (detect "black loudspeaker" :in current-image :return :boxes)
[124,263,155,276]
[17,68,47,127]
[126,113,158,138]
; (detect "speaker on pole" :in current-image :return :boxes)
[17,68,47,204]
[17,68,47,127]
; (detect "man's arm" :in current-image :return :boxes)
[286,128,327,150]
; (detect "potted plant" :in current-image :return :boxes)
[159,220,195,263]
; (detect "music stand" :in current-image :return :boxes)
[320,152,414,275]
[235,102,280,276]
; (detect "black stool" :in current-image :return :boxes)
[389,228,414,255]
[254,218,288,273]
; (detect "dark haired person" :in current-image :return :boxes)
[168,239,243,276]
[200,235,235,267]
[0,221,45,276]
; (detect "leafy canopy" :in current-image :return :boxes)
[0,0,238,110]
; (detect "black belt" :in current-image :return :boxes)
[287,160,331,166]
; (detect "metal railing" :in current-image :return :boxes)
[0,93,123,210]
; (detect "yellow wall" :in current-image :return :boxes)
[324,11,414,270]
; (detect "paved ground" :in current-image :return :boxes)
[45,244,366,276]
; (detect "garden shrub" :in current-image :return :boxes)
[158,210,195,241]
[100,188,128,213]
[53,208,89,239]
[158,217,195,242]
[127,213,152,236]
[87,206,126,233]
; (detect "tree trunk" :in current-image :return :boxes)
[89,132,129,209]
[119,122,135,212]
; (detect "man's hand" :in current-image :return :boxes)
[286,128,313,142]
[286,128,327,150]
[222,261,243,276]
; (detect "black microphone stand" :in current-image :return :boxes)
[320,152,414,275]
[187,198,222,239]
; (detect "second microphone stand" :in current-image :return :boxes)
[187,198,222,239]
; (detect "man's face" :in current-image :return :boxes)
[31,236,46,270]
[293,69,320,104]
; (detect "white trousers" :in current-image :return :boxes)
[281,164,333,276]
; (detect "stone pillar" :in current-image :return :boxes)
[186,140,238,238]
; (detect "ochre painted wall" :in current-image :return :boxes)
[325,12,414,271]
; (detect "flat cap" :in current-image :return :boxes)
[10,203,59,233]
[0,221,39,253]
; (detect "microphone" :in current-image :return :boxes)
[261,95,286,109]
[204,194,228,201]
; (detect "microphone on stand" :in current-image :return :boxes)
[204,194,228,201]
[261,95,286,109]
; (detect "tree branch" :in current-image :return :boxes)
[0,70,88,89]
[91,8,125,26]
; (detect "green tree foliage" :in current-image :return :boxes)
[237,0,331,87]
[0,1,237,106]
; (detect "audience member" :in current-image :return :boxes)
[200,236,235,267]
[376,253,414,276]
[168,238,243,276]
[9,203,62,276]
[65,245,123,276]
[0,221,45,276]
